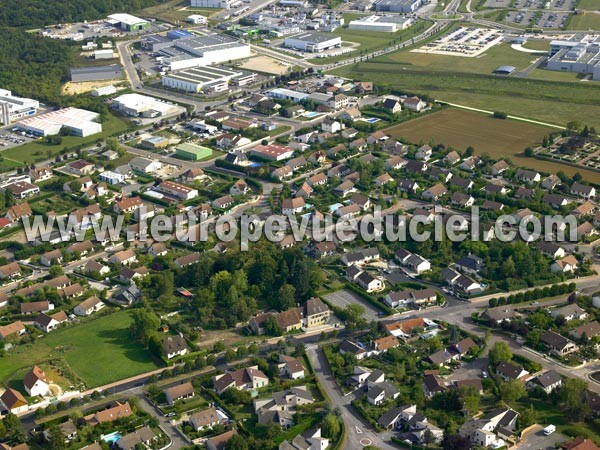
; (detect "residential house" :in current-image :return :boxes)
[382,98,401,114]
[24,366,50,397]
[0,321,26,341]
[35,311,68,333]
[571,321,600,341]
[551,303,588,321]
[115,427,156,450]
[206,430,238,450]
[571,182,596,199]
[190,406,224,431]
[165,382,195,405]
[491,160,509,175]
[541,330,579,356]
[278,355,305,380]
[422,183,447,201]
[496,361,529,382]
[0,388,28,414]
[74,296,105,317]
[415,145,432,160]
[403,96,426,112]
[527,370,562,394]
[213,366,269,395]
[515,169,541,184]
[163,335,188,359]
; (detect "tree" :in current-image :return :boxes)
[341,303,367,330]
[226,434,249,450]
[48,425,66,450]
[264,315,282,336]
[278,284,296,311]
[441,433,471,450]
[3,414,24,443]
[518,404,537,428]
[560,378,590,421]
[49,264,63,277]
[321,413,341,438]
[129,308,160,346]
[422,429,436,447]
[461,386,480,415]
[499,379,526,403]
[489,342,512,367]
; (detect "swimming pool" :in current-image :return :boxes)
[102,431,122,444]
[249,162,261,168]
[365,117,380,123]
[304,111,319,118]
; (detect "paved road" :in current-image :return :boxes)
[136,390,190,449]
[306,346,397,450]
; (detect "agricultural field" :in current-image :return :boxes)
[385,108,600,183]
[0,310,160,388]
[141,0,220,23]
[331,56,600,128]
[567,12,600,30]
[380,43,540,75]
[577,0,599,10]
[1,113,131,165]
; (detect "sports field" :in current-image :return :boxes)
[385,108,600,183]
[577,0,599,10]
[0,310,160,388]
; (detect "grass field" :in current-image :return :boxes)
[521,40,551,51]
[577,0,599,10]
[385,108,600,183]
[1,113,131,165]
[141,0,220,23]
[567,12,600,30]
[331,49,600,128]
[377,43,540,75]
[0,310,160,388]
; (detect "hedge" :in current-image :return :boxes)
[344,282,394,315]
[488,283,576,307]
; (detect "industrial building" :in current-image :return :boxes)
[162,66,256,93]
[546,37,600,81]
[70,65,123,82]
[186,14,208,25]
[94,49,116,60]
[0,89,39,125]
[157,34,251,71]
[284,32,342,52]
[191,0,234,9]
[348,15,413,32]
[107,13,150,32]
[175,143,213,161]
[268,88,310,103]
[374,0,423,13]
[112,94,180,118]
[16,107,102,137]
[90,85,117,97]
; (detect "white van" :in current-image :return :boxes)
[543,425,555,436]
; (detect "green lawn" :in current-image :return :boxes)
[141,0,221,23]
[515,399,600,442]
[568,12,600,30]
[0,157,24,172]
[375,43,540,75]
[577,0,599,10]
[0,310,160,388]
[1,113,131,164]
[331,42,600,128]
[521,40,550,51]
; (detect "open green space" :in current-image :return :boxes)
[141,0,221,23]
[0,310,160,388]
[385,108,600,183]
[376,43,540,75]
[308,19,428,64]
[1,113,131,165]
[567,12,600,30]
[528,68,583,82]
[331,44,600,128]
[521,40,551,51]
[577,0,599,10]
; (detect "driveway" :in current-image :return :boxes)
[307,346,398,450]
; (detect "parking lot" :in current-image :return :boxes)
[324,289,383,322]
[0,126,40,149]
[514,425,566,450]
[412,26,503,57]
[506,10,571,28]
